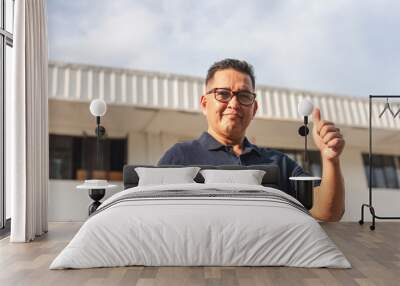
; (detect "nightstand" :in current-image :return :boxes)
[77,180,117,215]
[289,176,321,210]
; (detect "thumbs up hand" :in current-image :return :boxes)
[312,108,345,160]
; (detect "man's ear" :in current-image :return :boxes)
[252,100,258,118]
[200,95,207,116]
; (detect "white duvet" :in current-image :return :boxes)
[50,183,351,269]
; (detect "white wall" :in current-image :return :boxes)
[340,147,400,222]
[47,131,192,221]
[48,180,123,221]
[47,102,400,222]
[49,133,400,222]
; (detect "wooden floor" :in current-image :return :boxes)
[0,222,399,286]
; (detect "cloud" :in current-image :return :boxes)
[48,0,400,97]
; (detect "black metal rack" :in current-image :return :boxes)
[359,95,400,230]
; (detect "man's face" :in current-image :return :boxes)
[200,69,258,140]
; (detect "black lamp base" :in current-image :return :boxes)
[88,189,105,215]
[294,180,314,210]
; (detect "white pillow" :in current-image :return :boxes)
[135,167,200,186]
[200,169,266,185]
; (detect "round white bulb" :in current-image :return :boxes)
[90,99,107,117]
[298,98,314,117]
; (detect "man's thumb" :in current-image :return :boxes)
[312,107,321,123]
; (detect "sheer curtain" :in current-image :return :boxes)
[7,0,49,242]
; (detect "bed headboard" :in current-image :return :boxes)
[123,164,281,190]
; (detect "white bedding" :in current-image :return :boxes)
[50,183,351,269]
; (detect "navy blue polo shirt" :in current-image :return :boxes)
[158,132,318,197]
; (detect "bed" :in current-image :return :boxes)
[50,165,350,269]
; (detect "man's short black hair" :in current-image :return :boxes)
[206,58,255,89]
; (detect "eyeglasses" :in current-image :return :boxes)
[206,88,256,106]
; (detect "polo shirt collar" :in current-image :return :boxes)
[198,132,261,155]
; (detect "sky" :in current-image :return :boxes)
[48,0,400,97]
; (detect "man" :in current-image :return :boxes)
[158,59,345,222]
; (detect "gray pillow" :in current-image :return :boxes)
[135,167,201,186]
[200,169,266,185]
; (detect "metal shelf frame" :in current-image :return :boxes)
[359,95,400,230]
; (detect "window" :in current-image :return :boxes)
[49,134,127,181]
[276,148,322,177]
[1,0,14,232]
[362,153,400,189]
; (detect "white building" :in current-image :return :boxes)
[48,61,400,222]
